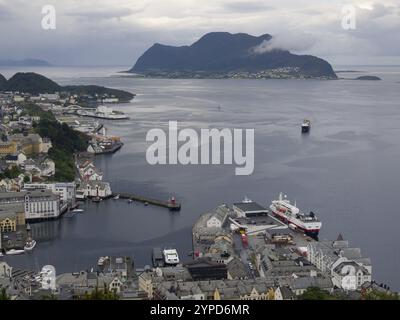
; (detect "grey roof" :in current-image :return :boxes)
[290,276,333,290]
[233,201,267,213]
[332,261,370,275]
[279,286,296,299]
[341,248,362,259]
[211,205,230,223]
[0,190,57,200]
[226,258,248,279]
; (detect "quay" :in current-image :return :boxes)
[116,193,181,211]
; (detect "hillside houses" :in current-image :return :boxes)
[77,159,103,181]
[24,157,55,178]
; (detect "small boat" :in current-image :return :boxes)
[64,211,76,218]
[0,252,4,257]
[6,249,25,255]
[163,248,180,265]
[97,256,109,266]
[92,197,102,203]
[113,194,120,200]
[144,202,149,206]
[24,240,37,252]
[72,208,84,213]
[301,119,311,133]
[127,199,133,204]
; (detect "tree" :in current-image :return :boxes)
[79,284,119,300]
[363,289,400,300]
[0,287,10,300]
[299,287,336,300]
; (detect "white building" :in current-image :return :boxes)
[77,181,112,199]
[39,93,60,101]
[4,152,27,166]
[331,260,372,290]
[206,205,230,228]
[24,191,61,221]
[77,160,103,181]
[0,190,61,221]
[23,182,76,205]
[307,238,372,290]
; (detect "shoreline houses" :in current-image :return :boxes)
[75,157,112,199]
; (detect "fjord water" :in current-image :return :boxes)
[3,66,400,290]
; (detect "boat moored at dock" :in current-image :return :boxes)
[269,192,321,238]
[77,105,129,120]
[24,239,37,252]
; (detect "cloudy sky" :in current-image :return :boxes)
[0,0,399,66]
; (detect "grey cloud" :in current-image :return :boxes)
[65,7,143,20]
[223,1,273,13]
[252,32,317,54]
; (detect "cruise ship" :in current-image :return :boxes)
[269,193,321,238]
[77,106,129,120]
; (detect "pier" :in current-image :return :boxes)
[116,193,181,211]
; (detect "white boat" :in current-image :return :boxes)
[24,240,37,251]
[77,106,129,120]
[163,248,180,265]
[270,192,322,238]
[6,249,25,255]
[97,256,109,266]
[113,194,120,200]
[72,208,84,213]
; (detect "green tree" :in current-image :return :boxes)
[33,117,89,182]
[0,165,22,179]
[79,284,119,300]
[40,293,58,300]
[363,289,399,300]
[299,287,337,300]
[0,287,10,300]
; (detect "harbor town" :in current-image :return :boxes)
[0,82,397,300]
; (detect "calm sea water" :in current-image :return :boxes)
[2,65,400,290]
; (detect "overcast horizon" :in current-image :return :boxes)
[0,0,399,67]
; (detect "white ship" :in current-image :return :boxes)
[163,248,180,265]
[77,105,129,120]
[269,192,321,238]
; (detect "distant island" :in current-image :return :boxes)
[0,72,135,102]
[128,32,337,80]
[0,58,51,67]
[355,75,382,81]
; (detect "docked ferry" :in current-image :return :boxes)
[269,193,321,238]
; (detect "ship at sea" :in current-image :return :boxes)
[269,192,321,238]
[301,119,311,133]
